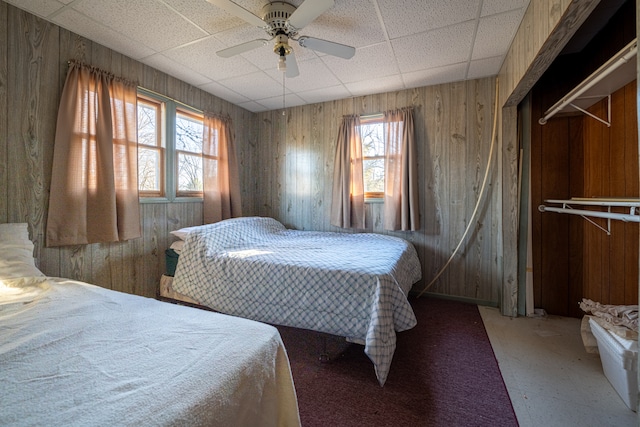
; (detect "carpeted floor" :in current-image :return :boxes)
[276,296,519,427]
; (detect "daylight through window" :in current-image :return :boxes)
[136,90,203,200]
[358,116,385,199]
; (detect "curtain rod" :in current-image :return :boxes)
[138,86,203,114]
[138,86,231,120]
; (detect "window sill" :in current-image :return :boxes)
[365,197,384,204]
[140,197,203,204]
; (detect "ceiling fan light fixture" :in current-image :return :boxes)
[273,34,292,56]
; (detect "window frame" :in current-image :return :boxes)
[136,94,165,198]
[174,108,204,198]
[137,88,204,204]
[359,113,385,202]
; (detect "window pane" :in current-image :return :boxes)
[137,101,158,147]
[137,96,164,196]
[138,147,161,192]
[177,152,203,192]
[176,112,203,153]
[363,158,384,193]
[360,123,385,157]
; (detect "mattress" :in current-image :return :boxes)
[0,276,300,427]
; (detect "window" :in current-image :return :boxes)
[175,109,204,196]
[137,96,164,196]
[136,90,203,200]
[358,116,385,199]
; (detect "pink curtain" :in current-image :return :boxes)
[202,114,242,224]
[47,61,141,246]
[383,107,420,231]
[330,115,365,229]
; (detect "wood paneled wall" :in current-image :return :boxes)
[582,81,639,307]
[254,79,501,304]
[0,3,256,298]
[530,110,585,317]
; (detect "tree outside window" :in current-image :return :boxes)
[359,120,385,199]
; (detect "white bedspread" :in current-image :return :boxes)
[0,277,300,427]
[171,217,422,385]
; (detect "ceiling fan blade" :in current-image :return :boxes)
[298,36,355,59]
[285,52,299,78]
[287,0,334,29]
[206,0,265,28]
[217,39,269,58]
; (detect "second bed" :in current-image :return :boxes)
[166,216,422,385]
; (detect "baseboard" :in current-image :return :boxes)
[409,291,498,308]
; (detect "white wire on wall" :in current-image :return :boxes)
[417,78,500,298]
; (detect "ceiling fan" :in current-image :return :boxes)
[206,0,356,78]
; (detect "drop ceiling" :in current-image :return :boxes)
[7,0,531,112]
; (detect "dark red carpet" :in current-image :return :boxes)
[276,297,519,427]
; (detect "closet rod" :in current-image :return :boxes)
[539,38,637,125]
[538,205,640,223]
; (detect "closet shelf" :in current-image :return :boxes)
[538,198,640,235]
[539,38,637,126]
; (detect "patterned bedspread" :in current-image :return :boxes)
[172,217,422,385]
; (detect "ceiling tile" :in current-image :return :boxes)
[143,54,211,87]
[467,56,504,80]
[218,71,286,100]
[301,0,386,48]
[472,9,524,60]
[346,75,405,96]
[256,93,306,111]
[297,85,352,105]
[264,57,341,92]
[378,0,480,39]
[164,36,260,81]
[162,0,249,35]
[72,0,207,52]
[481,0,529,16]
[402,62,467,88]
[237,100,270,112]
[53,9,155,60]
[4,0,67,17]
[392,21,475,73]
[198,80,250,106]
[321,42,398,83]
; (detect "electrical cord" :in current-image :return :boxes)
[417,78,500,298]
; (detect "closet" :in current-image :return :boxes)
[526,0,638,318]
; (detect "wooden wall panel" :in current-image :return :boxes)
[582,82,639,307]
[254,79,500,304]
[0,2,6,224]
[1,4,252,298]
[568,116,584,318]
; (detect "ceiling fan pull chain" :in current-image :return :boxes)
[282,71,286,115]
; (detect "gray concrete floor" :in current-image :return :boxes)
[479,306,637,427]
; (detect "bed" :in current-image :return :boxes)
[0,223,300,427]
[166,216,422,386]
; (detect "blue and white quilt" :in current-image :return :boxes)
[171,217,422,385]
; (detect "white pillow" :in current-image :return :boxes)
[170,225,204,240]
[0,223,45,279]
